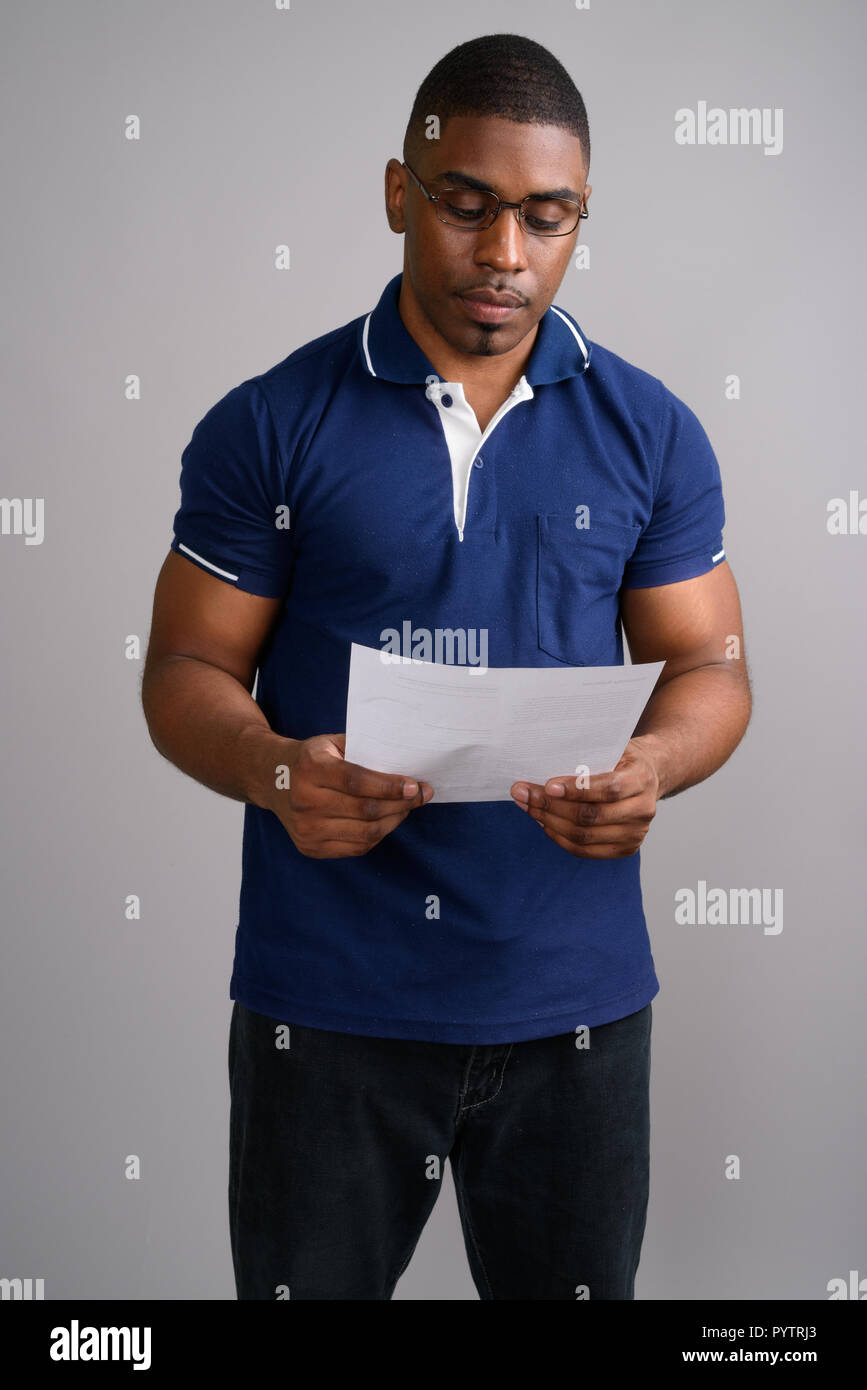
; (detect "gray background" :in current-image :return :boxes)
[2,0,864,1299]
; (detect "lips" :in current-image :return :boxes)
[458,289,524,325]
[461,289,524,307]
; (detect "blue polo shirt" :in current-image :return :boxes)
[170,271,726,1044]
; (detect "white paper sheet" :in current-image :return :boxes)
[344,642,666,803]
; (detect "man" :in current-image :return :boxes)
[142,33,751,1301]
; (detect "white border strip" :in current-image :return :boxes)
[177,542,239,581]
[549,305,590,366]
[361,311,376,377]
[712,547,726,562]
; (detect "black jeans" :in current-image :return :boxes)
[228,1000,652,1300]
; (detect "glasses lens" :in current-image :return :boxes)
[437,188,499,227]
[522,198,582,235]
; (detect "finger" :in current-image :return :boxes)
[511,767,641,806]
[513,772,645,813]
[297,810,414,856]
[529,806,650,842]
[303,783,433,821]
[310,745,433,804]
[538,820,643,858]
[522,793,652,828]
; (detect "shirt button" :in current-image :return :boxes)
[473,456,484,468]
[440,393,453,407]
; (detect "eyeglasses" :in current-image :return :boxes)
[402,161,588,237]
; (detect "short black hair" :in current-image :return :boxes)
[402,34,590,172]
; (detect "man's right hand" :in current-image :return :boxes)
[267,732,434,859]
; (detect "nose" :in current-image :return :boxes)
[472,205,529,274]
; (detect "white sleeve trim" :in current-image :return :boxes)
[176,542,239,582]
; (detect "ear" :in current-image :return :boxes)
[385,158,408,234]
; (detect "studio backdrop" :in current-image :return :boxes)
[1,0,864,1299]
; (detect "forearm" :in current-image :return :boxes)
[630,662,751,799]
[141,654,297,811]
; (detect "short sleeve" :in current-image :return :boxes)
[622,385,726,589]
[170,378,293,598]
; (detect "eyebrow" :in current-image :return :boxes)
[431,168,582,202]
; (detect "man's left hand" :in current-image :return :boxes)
[509,737,662,859]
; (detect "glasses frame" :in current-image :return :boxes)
[402,160,588,237]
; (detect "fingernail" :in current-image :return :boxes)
[512,787,529,803]
[548,782,565,796]
[403,780,419,797]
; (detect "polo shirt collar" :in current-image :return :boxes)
[358,272,591,387]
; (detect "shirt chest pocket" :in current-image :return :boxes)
[536,514,642,666]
